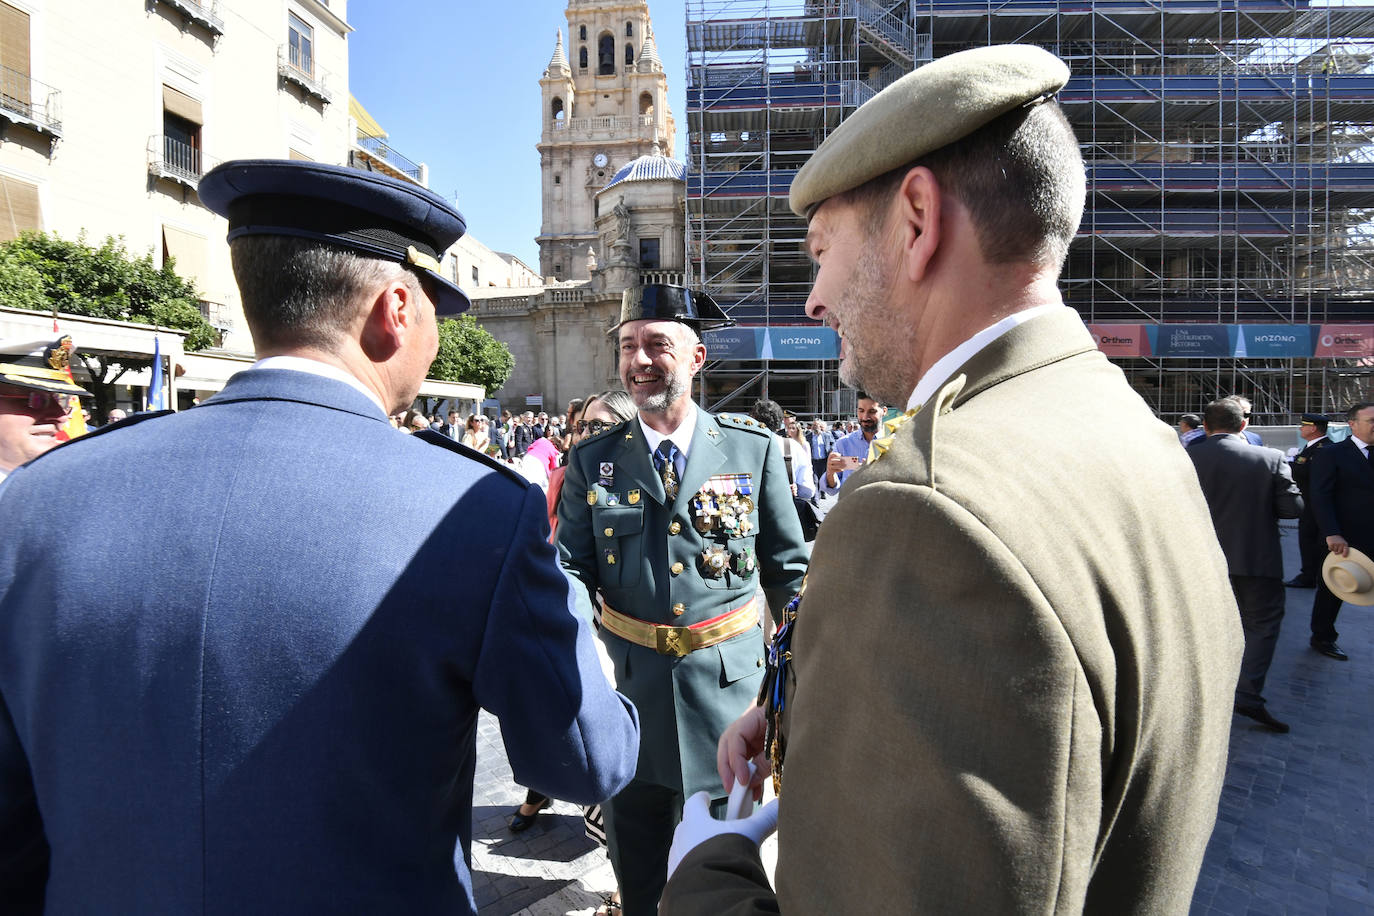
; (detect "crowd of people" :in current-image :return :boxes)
[2,42,1372,916]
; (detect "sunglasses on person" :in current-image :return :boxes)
[575,419,613,435]
[0,390,68,411]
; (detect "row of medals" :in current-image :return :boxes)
[693,490,757,579]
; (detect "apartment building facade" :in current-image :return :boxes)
[0,0,352,354]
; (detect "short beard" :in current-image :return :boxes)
[637,370,690,414]
[835,228,913,405]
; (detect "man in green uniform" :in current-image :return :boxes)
[556,284,808,915]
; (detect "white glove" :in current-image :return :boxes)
[665,790,780,879]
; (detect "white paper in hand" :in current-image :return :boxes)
[724,759,756,820]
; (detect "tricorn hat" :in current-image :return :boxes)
[609,284,735,335]
[199,159,472,316]
[1322,547,1374,607]
[0,336,91,397]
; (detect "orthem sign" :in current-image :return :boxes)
[1087,324,1149,357]
[1314,324,1374,359]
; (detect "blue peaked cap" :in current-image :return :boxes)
[199,159,472,315]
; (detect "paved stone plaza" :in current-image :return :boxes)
[470,524,1372,914]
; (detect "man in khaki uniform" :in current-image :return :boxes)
[660,44,1242,913]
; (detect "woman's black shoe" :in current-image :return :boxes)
[509,797,551,832]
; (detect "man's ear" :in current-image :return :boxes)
[689,339,708,375]
[895,166,941,284]
[359,277,413,361]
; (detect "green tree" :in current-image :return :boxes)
[428,314,515,395]
[0,231,216,422]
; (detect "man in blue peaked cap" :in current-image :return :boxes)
[0,159,639,914]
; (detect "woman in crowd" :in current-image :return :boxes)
[544,389,635,539]
[783,410,817,499]
[460,413,489,452]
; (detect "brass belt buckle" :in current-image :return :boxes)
[656,625,693,657]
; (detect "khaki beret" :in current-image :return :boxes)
[789,44,1070,218]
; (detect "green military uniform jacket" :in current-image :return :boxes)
[557,407,808,798]
[661,307,1243,914]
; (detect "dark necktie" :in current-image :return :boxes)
[654,440,680,501]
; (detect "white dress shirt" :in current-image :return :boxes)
[639,402,698,479]
[251,355,388,415]
[906,303,1060,412]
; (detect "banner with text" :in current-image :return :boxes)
[1314,324,1374,359]
[704,326,840,360]
[1087,324,1150,357]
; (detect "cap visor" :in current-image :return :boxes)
[432,276,472,316]
[0,367,92,397]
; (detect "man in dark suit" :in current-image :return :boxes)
[1189,398,1303,732]
[0,160,639,915]
[1286,413,1331,588]
[440,407,463,440]
[514,410,537,456]
[1308,401,1374,660]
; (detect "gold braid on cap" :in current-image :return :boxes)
[406,246,442,274]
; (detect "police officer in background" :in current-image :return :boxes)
[1286,413,1331,589]
[557,284,808,915]
[0,159,638,914]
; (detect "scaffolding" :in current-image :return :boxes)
[687,0,1374,421]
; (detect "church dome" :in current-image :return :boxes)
[601,153,685,192]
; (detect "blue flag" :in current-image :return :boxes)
[148,337,165,411]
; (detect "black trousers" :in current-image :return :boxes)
[1311,579,1344,643]
[1297,506,1324,581]
[1231,575,1286,708]
[603,778,731,916]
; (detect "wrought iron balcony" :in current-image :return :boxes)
[278,45,333,105]
[156,0,224,36]
[148,134,218,190]
[355,135,423,183]
[0,64,62,139]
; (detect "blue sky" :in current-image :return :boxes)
[347,1,688,271]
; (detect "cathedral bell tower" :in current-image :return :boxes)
[537,0,674,282]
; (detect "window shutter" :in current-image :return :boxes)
[0,2,30,75]
[0,2,32,112]
[0,174,40,241]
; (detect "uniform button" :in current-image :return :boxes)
[756,658,764,667]
[604,527,614,537]
[671,561,685,575]
[668,521,682,535]
[672,603,685,617]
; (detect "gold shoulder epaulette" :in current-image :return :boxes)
[715,413,771,436]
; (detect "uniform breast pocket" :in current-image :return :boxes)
[593,505,644,589]
[718,626,765,687]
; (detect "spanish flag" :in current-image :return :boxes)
[46,332,87,441]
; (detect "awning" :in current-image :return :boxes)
[0,174,40,242]
[162,85,203,125]
[349,94,387,139]
[162,225,209,296]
